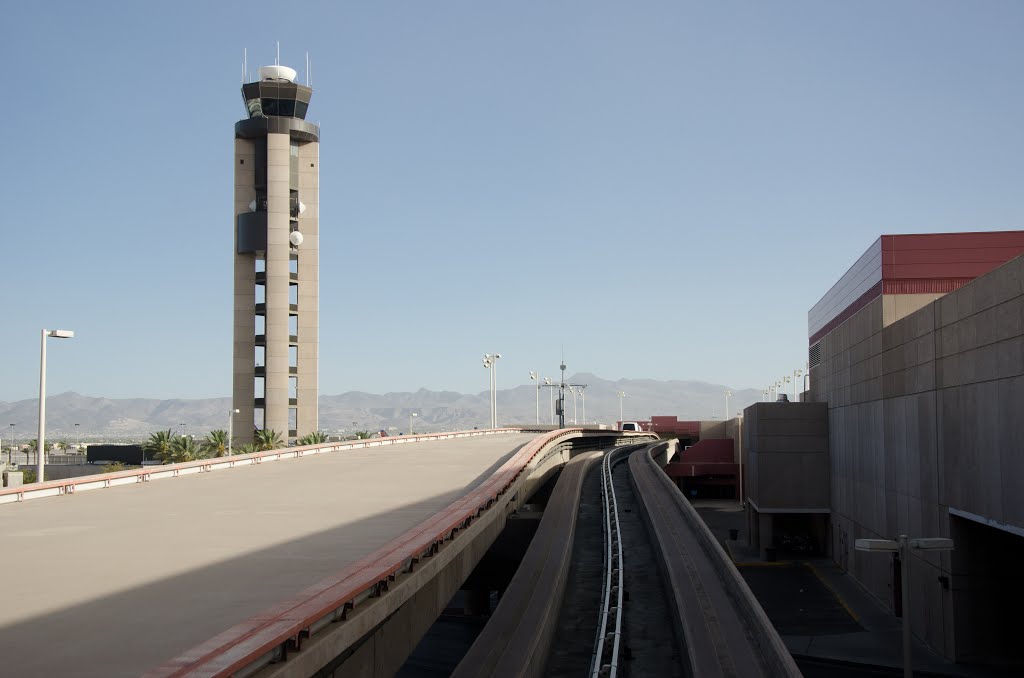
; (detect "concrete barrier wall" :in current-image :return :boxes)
[634,445,801,677]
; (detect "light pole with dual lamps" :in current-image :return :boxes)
[617,391,626,423]
[409,411,418,435]
[578,385,586,426]
[544,378,553,423]
[37,329,74,483]
[529,372,540,424]
[735,412,744,507]
[855,536,954,678]
[481,353,501,428]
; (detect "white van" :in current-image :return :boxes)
[620,422,642,432]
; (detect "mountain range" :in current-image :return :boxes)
[0,373,765,440]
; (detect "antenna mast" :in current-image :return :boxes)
[276,41,280,66]
[243,47,247,83]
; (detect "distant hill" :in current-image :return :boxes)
[0,374,764,440]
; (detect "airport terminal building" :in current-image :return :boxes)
[806,231,1024,668]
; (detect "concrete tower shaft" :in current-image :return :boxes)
[233,65,319,445]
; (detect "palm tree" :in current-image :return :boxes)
[144,429,176,464]
[254,429,282,451]
[201,429,230,457]
[236,443,259,454]
[297,431,329,445]
[169,435,202,464]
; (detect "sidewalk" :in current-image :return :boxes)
[691,500,1006,678]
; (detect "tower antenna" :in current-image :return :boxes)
[276,41,280,66]
[306,51,309,86]
[243,47,247,84]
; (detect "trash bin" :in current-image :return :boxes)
[728,528,739,541]
[765,546,777,562]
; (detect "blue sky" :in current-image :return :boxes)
[2,1,1022,400]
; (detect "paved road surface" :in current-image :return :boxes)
[0,433,536,677]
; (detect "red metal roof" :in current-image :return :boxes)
[810,231,1024,345]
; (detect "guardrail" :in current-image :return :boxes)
[4,452,86,466]
[0,428,525,506]
[145,427,587,678]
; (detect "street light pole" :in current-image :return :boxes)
[725,389,732,420]
[544,377,553,424]
[579,385,586,426]
[617,391,626,423]
[482,353,501,428]
[410,411,418,434]
[227,408,240,456]
[529,372,539,425]
[736,412,744,506]
[493,356,500,428]
[38,329,74,483]
[855,536,955,678]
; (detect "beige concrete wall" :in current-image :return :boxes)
[811,254,1024,662]
[882,293,947,327]
[264,133,291,436]
[232,138,256,443]
[296,140,319,437]
[742,402,829,510]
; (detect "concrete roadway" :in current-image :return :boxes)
[0,432,538,677]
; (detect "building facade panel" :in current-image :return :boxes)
[809,238,882,337]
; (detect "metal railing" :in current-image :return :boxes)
[4,452,86,467]
[0,428,524,505]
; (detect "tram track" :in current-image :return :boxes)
[452,441,799,677]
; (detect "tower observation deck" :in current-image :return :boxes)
[233,64,320,444]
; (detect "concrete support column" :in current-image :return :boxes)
[296,141,319,437]
[232,138,256,443]
[264,132,291,437]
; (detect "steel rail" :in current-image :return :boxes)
[0,427,524,505]
[591,447,627,677]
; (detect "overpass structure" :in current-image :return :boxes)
[0,428,795,677]
[0,428,645,677]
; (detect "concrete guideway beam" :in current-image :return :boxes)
[629,443,801,678]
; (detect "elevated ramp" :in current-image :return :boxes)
[0,431,537,678]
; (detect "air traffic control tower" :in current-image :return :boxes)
[233,64,319,444]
